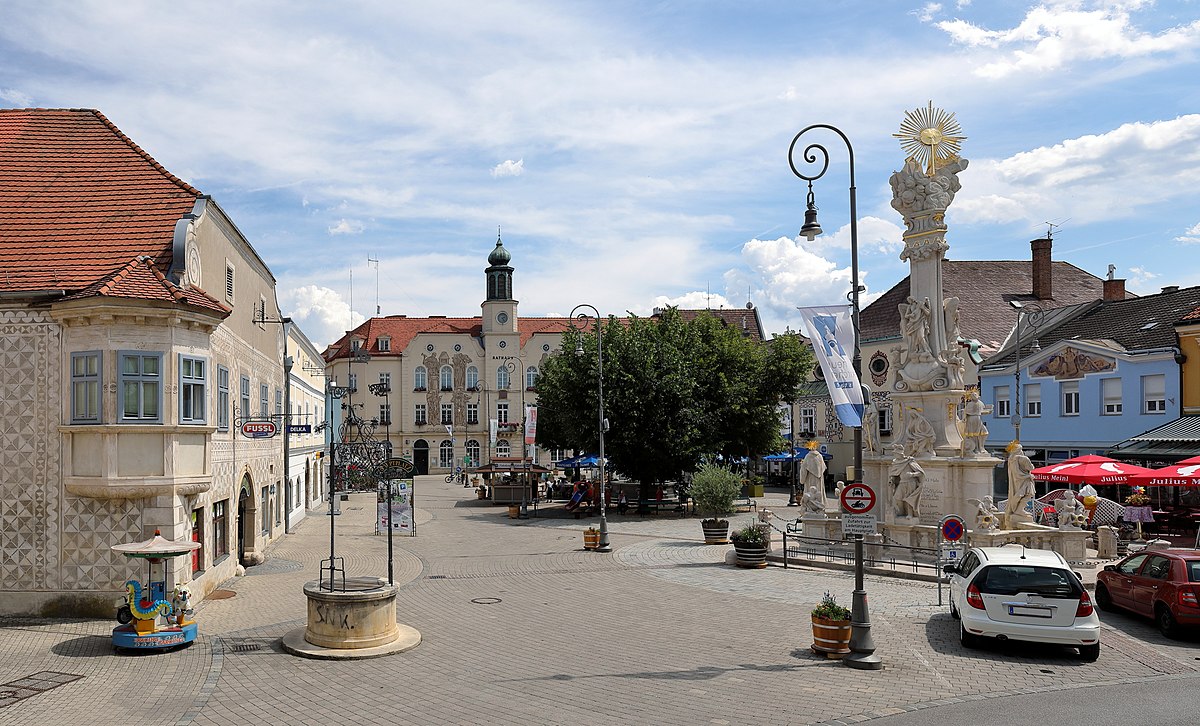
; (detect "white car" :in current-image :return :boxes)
[946,545,1100,661]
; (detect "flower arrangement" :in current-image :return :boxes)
[811,591,851,621]
[1124,486,1150,507]
[730,523,768,546]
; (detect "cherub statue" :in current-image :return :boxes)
[801,485,827,518]
[967,495,1001,532]
[888,444,925,520]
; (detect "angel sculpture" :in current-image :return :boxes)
[968,495,1001,532]
[800,485,827,518]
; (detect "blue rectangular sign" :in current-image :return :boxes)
[286,424,312,434]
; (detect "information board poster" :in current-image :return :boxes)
[377,479,414,534]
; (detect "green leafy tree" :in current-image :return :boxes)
[536,308,812,504]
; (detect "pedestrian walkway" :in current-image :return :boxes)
[1,476,1197,726]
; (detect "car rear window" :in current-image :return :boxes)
[974,565,1082,597]
[1186,560,1200,583]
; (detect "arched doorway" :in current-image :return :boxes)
[237,473,252,565]
[412,439,429,475]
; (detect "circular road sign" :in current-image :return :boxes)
[840,483,876,514]
[941,515,966,542]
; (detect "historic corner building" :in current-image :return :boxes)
[0,108,314,616]
[323,238,575,476]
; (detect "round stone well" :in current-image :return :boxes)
[281,576,420,660]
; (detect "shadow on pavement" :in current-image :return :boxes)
[923,612,1091,666]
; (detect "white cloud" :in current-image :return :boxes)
[1175,222,1200,245]
[936,1,1200,78]
[914,3,943,23]
[491,159,525,178]
[0,87,31,105]
[800,215,906,255]
[280,285,365,348]
[651,291,738,312]
[955,115,1200,226]
[328,218,365,235]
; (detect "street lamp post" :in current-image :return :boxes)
[369,381,395,584]
[571,304,610,553]
[789,123,881,671]
[787,394,798,506]
[1008,301,1044,444]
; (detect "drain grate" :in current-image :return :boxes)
[428,575,448,580]
[230,643,262,653]
[223,637,280,655]
[0,672,83,709]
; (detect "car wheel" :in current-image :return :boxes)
[1157,605,1180,639]
[959,621,980,649]
[1095,584,1114,612]
[950,602,960,620]
[1078,643,1100,662]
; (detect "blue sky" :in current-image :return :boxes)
[3,1,1199,347]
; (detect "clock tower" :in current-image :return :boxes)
[481,233,517,335]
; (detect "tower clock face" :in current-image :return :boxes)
[497,312,509,324]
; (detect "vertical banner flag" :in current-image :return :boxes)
[524,406,538,445]
[796,305,864,427]
[489,418,498,447]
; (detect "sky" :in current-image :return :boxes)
[3,0,1199,347]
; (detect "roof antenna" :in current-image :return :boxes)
[1044,219,1065,241]
[367,255,380,315]
[348,266,354,330]
[705,282,712,310]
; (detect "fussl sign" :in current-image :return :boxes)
[240,420,278,439]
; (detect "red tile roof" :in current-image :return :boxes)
[0,108,201,294]
[325,316,578,361]
[663,306,765,342]
[64,256,229,316]
[1180,305,1200,323]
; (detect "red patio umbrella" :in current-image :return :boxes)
[1030,454,1155,486]
[1129,455,1200,487]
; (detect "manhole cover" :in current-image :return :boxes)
[471,597,502,605]
[0,672,82,709]
[207,589,237,600]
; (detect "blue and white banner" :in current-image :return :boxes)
[796,305,863,427]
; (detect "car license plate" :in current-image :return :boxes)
[1007,604,1052,618]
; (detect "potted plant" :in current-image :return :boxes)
[730,522,769,568]
[810,592,852,657]
[690,463,741,544]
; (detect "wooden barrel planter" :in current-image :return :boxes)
[701,520,730,544]
[583,529,600,550]
[811,616,852,657]
[507,504,521,519]
[733,544,768,568]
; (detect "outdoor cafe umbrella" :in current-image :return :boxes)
[1129,455,1200,487]
[1030,454,1155,487]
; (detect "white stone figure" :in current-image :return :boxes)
[801,486,827,518]
[898,296,933,363]
[833,480,846,512]
[1057,496,1087,529]
[1004,443,1036,528]
[943,297,962,349]
[903,407,936,458]
[798,445,827,510]
[944,348,966,390]
[960,390,992,457]
[968,496,1001,532]
[889,443,924,520]
[862,398,881,456]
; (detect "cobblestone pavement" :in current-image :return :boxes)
[2,477,1197,726]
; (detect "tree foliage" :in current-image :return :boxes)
[535,308,812,492]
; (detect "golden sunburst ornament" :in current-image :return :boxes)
[893,101,965,176]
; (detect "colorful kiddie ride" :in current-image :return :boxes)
[110,529,202,651]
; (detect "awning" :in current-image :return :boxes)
[1108,415,1200,461]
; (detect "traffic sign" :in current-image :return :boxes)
[240,420,278,439]
[940,515,966,542]
[840,483,876,514]
[842,512,878,536]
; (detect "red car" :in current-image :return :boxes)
[1095,548,1200,637]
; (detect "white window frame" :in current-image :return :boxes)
[1101,377,1122,415]
[497,401,510,424]
[466,366,479,389]
[414,366,427,390]
[497,366,511,390]
[179,354,208,425]
[1024,383,1041,417]
[496,440,511,456]
[259,383,269,417]
[240,375,251,418]
[1142,374,1166,414]
[878,405,892,435]
[466,439,481,466]
[440,365,453,391]
[439,440,454,468]
[71,351,102,424]
[379,372,391,389]
[275,387,282,417]
[799,407,817,435]
[414,403,427,425]
[994,386,1011,418]
[1061,381,1079,417]
[379,403,391,425]
[467,402,479,425]
[119,351,163,423]
[440,402,453,425]
[348,373,357,392]
[378,337,391,352]
[525,366,538,389]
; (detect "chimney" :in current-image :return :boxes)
[1161,285,1180,294]
[1103,278,1126,301]
[1031,238,1052,300]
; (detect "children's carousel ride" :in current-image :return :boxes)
[110,529,202,651]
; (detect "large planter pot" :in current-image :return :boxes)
[732,542,768,568]
[701,520,730,544]
[811,615,852,657]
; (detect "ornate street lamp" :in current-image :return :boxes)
[1009,300,1044,444]
[788,123,880,671]
[571,304,610,553]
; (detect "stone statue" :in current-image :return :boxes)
[1056,496,1086,530]
[1004,443,1036,528]
[960,390,991,457]
[862,398,881,455]
[944,348,966,390]
[889,157,968,218]
[798,446,827,509]
[944,297,962,349]
[968,496,1000,532]
[833,480,846,511]
[800,486,826,518]
[902,406,936,458]
[898,296,933,363]
[889,443,924,520]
